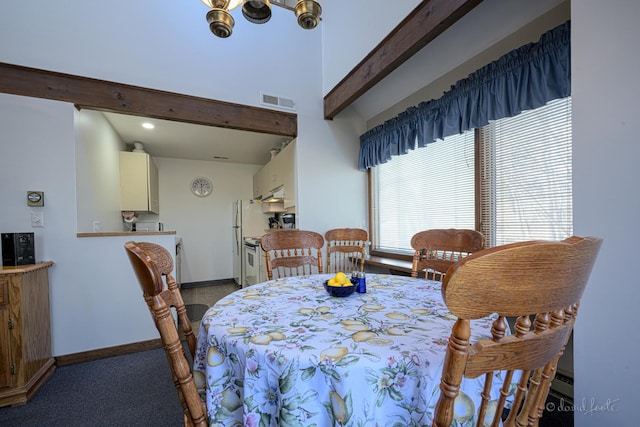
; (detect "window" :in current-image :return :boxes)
[371,132,475,255]
[370,97,572,254]
[479,97,573,247]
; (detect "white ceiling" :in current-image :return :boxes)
[102,111,291,166]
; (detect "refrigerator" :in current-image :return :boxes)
[233,199,267,287]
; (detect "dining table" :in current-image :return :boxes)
[193,273,515,426]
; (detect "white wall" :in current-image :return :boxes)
[0,93,171,355]
[572,1,640,424]
[154,157,263,283]
[321,0,421,96]
[0,1,367,356]
[75,108,127,232]
[75,106,264,283]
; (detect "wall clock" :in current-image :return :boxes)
[191,177,213,197]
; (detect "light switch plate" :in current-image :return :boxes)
[31,211,44,227]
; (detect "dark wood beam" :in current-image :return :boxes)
[323,0,484,120]
[0,62,297,137]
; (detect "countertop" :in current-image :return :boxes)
[76,231,177,238]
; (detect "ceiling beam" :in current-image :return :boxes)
[0,62,297,137]
[323,0,484,120]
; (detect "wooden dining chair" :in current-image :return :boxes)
[261,230,324,280]
[432,236,602,427]
[324,228,368,273]
[124,241,207,427]
[410,229,484,281]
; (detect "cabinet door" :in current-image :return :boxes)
[280,141,296,208]
[120,152,150,211]
[147,155,160,214]
[0,279,12,388]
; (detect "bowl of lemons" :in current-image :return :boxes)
[323,272,356,297]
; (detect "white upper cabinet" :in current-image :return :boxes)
[119,152,160,214]
[253,139,296,208]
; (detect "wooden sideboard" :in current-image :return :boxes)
[0,261,55,407]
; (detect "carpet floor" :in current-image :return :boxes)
[0,348,183,427]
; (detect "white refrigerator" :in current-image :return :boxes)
[233,200,267,287]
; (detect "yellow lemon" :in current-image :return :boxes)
[268,332,286,340]
[335,272,347,284]
[193,370,206,390]
[341,319,363,325]
[385,327,406,335]
[249,334,272,345]
[385,312,409,320]
[320,347,349,362]
[362,304,385,312]
[366,337,394,346]
[329,391,348,424]
[343,324,369,331]
[352,331,376,342]
[220,390,242,411]
[207,347,225,367]
[327,278,339,287]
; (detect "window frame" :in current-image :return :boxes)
[367,98,572,258]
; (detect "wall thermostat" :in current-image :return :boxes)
[27,191,44,207]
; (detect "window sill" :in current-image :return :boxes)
[363,255,413,276]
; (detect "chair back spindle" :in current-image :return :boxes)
[325,228,368,273]
[431,236,602,427]
[261,230,324,280]
[411,229,484,281]
[124,241,207,427]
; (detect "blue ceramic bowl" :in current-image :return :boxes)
[323,280,356,297]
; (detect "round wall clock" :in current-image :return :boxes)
[191,177,213,197]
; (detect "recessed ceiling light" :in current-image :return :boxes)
[142,122,155,129]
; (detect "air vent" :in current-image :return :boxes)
[261,92,296,111]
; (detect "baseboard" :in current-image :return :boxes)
[181,278,235,288]
[55,339,163,367]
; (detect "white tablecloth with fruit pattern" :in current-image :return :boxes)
[193,274,514,426]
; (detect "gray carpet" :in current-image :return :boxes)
[0,347,573,426]
[185,304,209,322]
[0,348,183,426]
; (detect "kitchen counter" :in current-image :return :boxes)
[76,231,176,238]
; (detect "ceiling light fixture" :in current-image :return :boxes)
[201,0,321,38]
[142,122,155,129]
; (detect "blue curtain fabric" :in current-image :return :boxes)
[358,21,571,170]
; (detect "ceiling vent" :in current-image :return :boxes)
[261,92,296,111]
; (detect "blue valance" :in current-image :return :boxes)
[359,21,571,170]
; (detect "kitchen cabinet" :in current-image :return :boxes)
[0,262,55,407]
[253,139,296,208]
[119,151,159,214]
[253,168,263,199]
[278,140,296,209]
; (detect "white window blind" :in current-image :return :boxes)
[479,97,573,247]
[371,132,475,253]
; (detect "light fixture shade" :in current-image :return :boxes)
[206,8,235,38]
[202,0,242,10]
[242,0,272,24]
[201,0,229,8]
[295,0,321,30]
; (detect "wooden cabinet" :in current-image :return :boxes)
[0,262,55,407]
[119,151,160,214]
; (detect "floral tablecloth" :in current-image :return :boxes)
[193,274,513,426]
